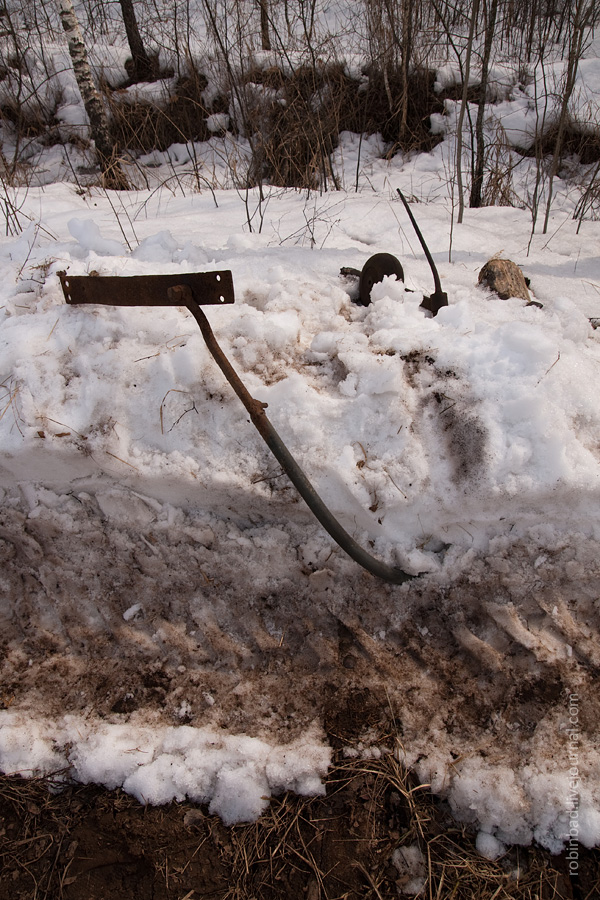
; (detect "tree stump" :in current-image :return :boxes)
[478,258,530,302]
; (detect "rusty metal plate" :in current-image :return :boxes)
[58,270,235,307]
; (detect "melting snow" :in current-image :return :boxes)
[0,135,599,851]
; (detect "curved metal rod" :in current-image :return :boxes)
[396,187,442,295]
[170,285,416,585]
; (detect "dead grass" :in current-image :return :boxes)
[482,126,522,208]
[517,122,600,168]
[244,63,443,190]
[0,752,594,900]
[361,66,444,156]
[7,52,596,201]
[106,71,212,154]
[101,60,443,191]
[0,374,24,436]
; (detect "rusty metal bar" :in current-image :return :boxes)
[58,270,234,307]
[61,269,417,584]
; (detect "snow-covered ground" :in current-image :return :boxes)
[5,0,600,188]
[1,121,600,858]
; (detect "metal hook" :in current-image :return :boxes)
[60,271,418,584]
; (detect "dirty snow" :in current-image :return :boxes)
[1,42,600,848]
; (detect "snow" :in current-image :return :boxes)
[391,843,427,894]
[206,112,230,134]
[0,712,330,825]
[1,16,600,853]
[3,169,599,848]
[476,831,507,861]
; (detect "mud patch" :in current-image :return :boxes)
[434,400,488,484]
[1,757,597,900]
[0,488,600,851]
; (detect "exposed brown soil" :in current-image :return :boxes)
[2,489,600,860]
[1,750,598,900]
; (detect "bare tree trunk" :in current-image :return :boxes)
[258,0,271,51]
[58,0,128,190]
[525,0,539,61]
[456,0,479,223]
[542,0,591,232]
[118,0,155,82]
[399,0,413,143]
[298,0,317,46]
[470,0,497,208]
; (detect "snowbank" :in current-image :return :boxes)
[1,172,600,852]
[0,712,330,825]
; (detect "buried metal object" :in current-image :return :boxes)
[60,271,416,585]
[58,270,235,308]
[359,253,405,306]
[341,188,448,315]
[395,188,448,316]
[341,253,405,307]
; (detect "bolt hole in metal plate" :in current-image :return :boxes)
[58,271,235,307]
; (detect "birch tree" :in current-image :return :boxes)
[58,0,128,189]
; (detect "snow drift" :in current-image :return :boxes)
[1,156,600,852]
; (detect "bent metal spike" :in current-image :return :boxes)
[59,270,417,585]
[396,187,449,316]
[340,189,448,315]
